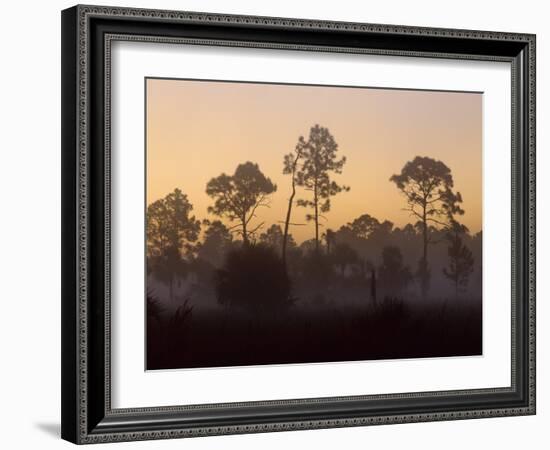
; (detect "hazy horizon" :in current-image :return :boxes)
[146,78,482,244]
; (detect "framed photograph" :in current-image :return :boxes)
[61,5,536,444]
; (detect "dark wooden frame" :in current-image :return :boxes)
[61,4,536,444]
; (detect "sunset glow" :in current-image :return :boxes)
[146,78,482,244]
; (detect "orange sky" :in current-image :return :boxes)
[146,78,482,244]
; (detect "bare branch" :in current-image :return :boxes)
[245,194,269,226]
[248,221,265,235]
[225,223,243,231]
[276,220,306,226]
[402,206,424,222]
[426,217,449,227]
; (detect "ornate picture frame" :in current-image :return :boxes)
[61,5,535,444]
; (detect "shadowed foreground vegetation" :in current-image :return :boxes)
[147,298,481,369]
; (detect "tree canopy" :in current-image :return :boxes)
[342,214,394,240]
[295,124,349,252]
[197,219,233,268]
[206,162,276,244]
[390,156,463,228]
[146,188,201,260]
[260,224,296,255]
[146,188,201,301]
[390,156,463,297]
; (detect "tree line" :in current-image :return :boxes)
[147,124,476,305]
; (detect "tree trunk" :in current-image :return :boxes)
[242,216,248,245]
[314,182,319,253]
[282,193,294,267]
[282,153,300,268]
[420,205,429,298]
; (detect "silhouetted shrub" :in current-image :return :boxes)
[378,246,412,295]
[330,242,359,275]
[146,290,164,323]
[168,299,194,331]
[300,251,333,286]
[216,243,292,313]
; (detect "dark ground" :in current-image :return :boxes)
[146,299,482,370]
